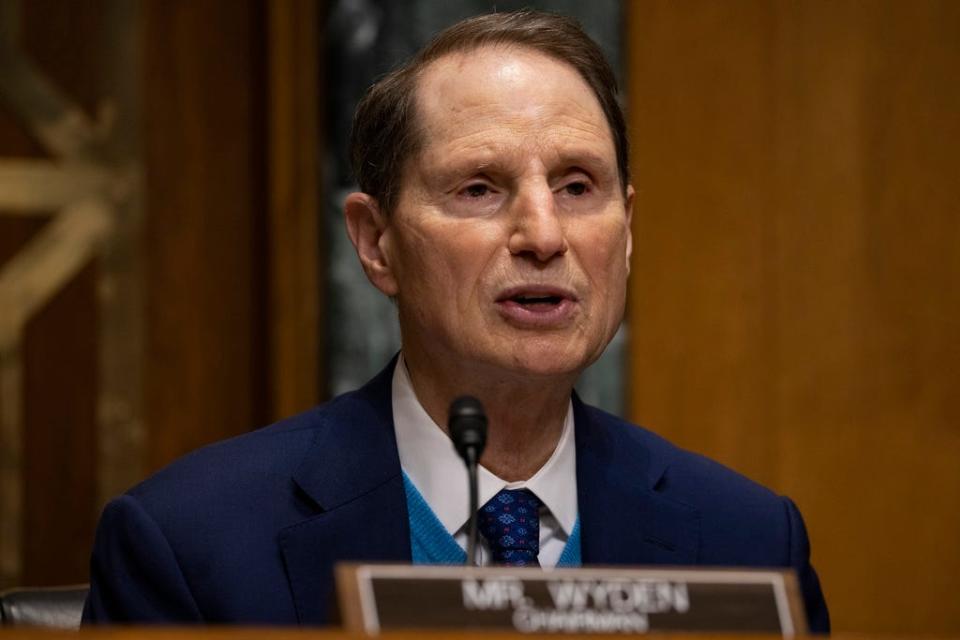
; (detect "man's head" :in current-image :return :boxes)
[350,10,629,217]
[345,11,633,384]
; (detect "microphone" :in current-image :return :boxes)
[448,395,487,567]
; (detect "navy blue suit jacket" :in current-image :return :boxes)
[83,360,829,631]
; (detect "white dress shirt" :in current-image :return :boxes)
[392,353,578,567]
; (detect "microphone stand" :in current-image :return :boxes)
[448,396,488,567]
[465,445,480,565]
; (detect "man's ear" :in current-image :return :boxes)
[624,185,635,275]
[344,192,399,297]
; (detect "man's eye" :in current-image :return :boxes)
[463,183,490,198]
[565,181,588,196]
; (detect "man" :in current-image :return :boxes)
[84,11,829,631]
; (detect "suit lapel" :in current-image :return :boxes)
[574,397,700,566]
[279,358,411,624]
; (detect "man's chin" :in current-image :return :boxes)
[492,346,595,382]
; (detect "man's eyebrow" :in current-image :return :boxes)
[424,153,505,183]
[551,149,618,176]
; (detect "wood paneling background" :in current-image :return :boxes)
[0,0,321,588]
[141,0,270,471]
[0,0,121,588]
[266,0,322,420]
[626,0,959,633]
[143,0,322,472]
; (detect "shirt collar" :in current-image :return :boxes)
[392,353,578,537]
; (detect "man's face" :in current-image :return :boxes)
[377,45,633,380]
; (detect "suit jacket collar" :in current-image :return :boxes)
[280,356,411,624]
[290,357,401,510]
[574,395,701,566]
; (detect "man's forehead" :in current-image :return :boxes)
[417,46,591,107]
[411,45,612,153]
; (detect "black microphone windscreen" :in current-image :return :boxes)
[448,395,487,461]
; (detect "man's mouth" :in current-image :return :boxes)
[495,286,579,327]
[511,294,564,309]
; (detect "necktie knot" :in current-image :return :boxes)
[477,488,541,566]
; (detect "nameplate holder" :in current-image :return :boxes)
[336,564,807,635]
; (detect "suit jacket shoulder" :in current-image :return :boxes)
[574,400,829,632]
[84,362,409,625]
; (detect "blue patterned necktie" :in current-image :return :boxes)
[477,488,542,566]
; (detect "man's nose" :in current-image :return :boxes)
[507,183,568,262]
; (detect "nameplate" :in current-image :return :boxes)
[336,564,807,635]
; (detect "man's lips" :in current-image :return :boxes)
[495,285,579,327]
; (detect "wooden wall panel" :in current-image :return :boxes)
[15,0,108,588]
[266,0,322,419]
[0,108,44,157]
[142,0,269,471]
[0,0,113,586]
[627,0,960,633]
[626,1,781,486]
[2,0,322,587]
[22,260,98,584]
[0,214,99,589]
[20,0,109,118]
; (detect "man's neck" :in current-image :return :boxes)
[402,351,576,482]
